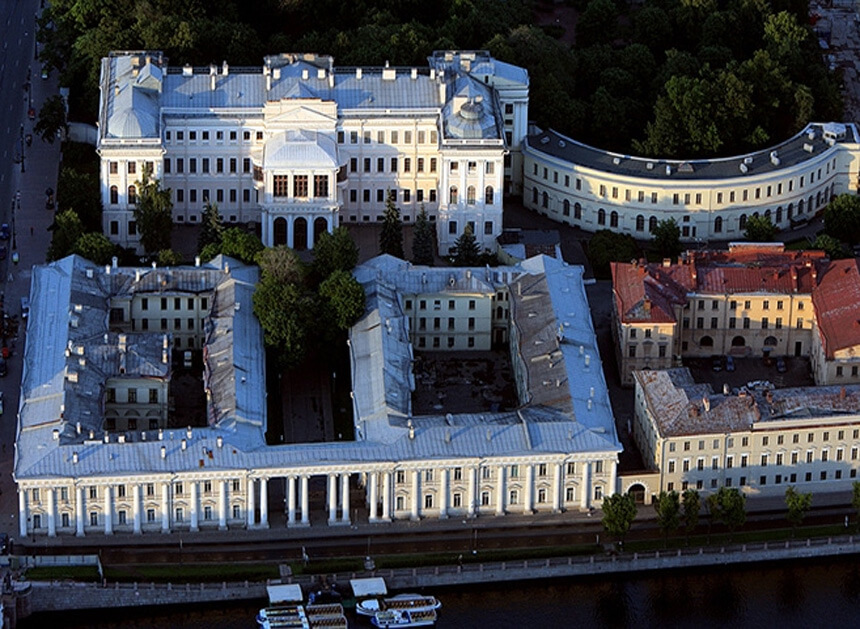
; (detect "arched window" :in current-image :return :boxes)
[541,191,548,209]
[467,185,476,205]
[776,207,782,223]
[798,199,805,214]
[532,187,538,204]
[764,209,771,222]
[485,186,494,205]
[714,216,723,233]
[816,191,822,207]
[563,199,570,217]
[753,211,759,219]
[128,185,137,205]
[808,195,814,211]
[764,336,778,346]
[574,202,582,219]
[110,185,118,205]
[731,336,746,347]
[636,215,644,231]
[597,208,606,225]
[449,186,458,205]
[610,211,618,228]
[739,214,747,230]
[700,336,714,348]
[649,216,657,233]
[787,203,793,219]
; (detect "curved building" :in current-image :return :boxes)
[523,123,860,242]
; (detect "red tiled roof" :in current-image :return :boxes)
[812,258,860,358]
[611,262,686,324]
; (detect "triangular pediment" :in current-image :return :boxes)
[263,100,338,128]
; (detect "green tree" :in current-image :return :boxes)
[47,209,84,261]
[198,201,224,253]
[253,279,315,369]
[156,249,184,266]
[412,206,435,266]
[319,269,366,330]
[72,231,115,265]
[811,233,849,259]
[34,95,67,143]
[312,227,359,279]
[257,245,305,285]
[201,228,264,265]
[576,0,617,48]
[744,214,777,241]
[652,218,682,260]
[452,224,480,267]
[852,481,860,529]
[784,485,812,535]
[824,194,860,246]
[134,168,173,255]
[380,194,404,259]
[706,487,747,538]
[654,490,681,546]
[586,230,640,279]
[681,489,701,540]
[601,493,637,545]
[57,167,102,232]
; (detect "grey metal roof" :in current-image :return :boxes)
[526,122,858,181]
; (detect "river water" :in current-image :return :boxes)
[21,556,860,628]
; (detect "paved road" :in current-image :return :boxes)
[0,0,60,543]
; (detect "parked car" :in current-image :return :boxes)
[725,355,735,372]
[776,357,787,373]
[712,355,723,371]
[20,296,29,320]
[0,224,9,240]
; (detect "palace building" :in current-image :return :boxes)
[632,367,860,500]
[14,254,619,537]
[610,244,860,387]
[523,122,860,243]
[97,50,528,256]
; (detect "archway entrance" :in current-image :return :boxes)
[731,336,746,347]
[313,217,328,247]
[628,483,646,504]
[294,217,308,251]
[273,217,287,246]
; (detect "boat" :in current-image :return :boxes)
[351,578,441,619]
[257,583,348,629]
[370,608,438,628]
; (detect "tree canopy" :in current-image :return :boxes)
[319,270,367,330]
[681,489,701,537]
[198,201,224,254]
[48,209,84,261]
[654,490,681,544]
[824,194,860,246]
[652,218,681,260]
[744,214,777,242]
[133,168,173,256]
[706,487,747,537]
[412,206,435,266]
[34,95,67,143]
[586,230,640,279]
[200,227,264,265]
[72,232,116,265]
[601,493,637,543]
[452,224,480,267]
[312,227,359,280]
[784,485,812,533]
[380,195,405,259]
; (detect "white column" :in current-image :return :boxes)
[247,477,256,529]
[161,482,170,533]
[259,478,269,529]
[306,216,314,249]
[581,461,591,511]
[133,484,142,534]
[340,474,350,524]
[300,476,309,525]
[410,470,420,521]
[75,486,85,537]
[287,216,295,249]
[47,488,56,537]
[327,474,338,524]
[467,467,477,517]
[552,463,563,513]
[104,486,113,535]
[495,466,506,516]
[190,482,199,532]
[287,476,297,526]
[382,472,392,521]
[609,459,618,497]
[368,473,378,522]
[523,465,534,515]
[219,480,228,530]
[19,489,28,538]
[438,469,448,519]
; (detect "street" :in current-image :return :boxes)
[0,0,60,543]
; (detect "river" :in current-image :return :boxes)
[20,556,860,628]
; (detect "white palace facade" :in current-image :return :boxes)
[96,50,528,256]
[14,254,619,537]
[523,122,860,242]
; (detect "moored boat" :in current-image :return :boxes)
[351,578,441,620]
[370,608,438,628]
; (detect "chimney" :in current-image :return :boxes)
[703,396,710,412]
[273,67,281,80]
[182,64,193,77]
[53,429,59,441]
[841,386,847,400]
[181,439,187,451]
[411,68,417,80]
[162,350,168,364]
[222,60,229,76]
[302,69,309,80]
[355,68,362,80]
[114,84,120,96]
[209,64,217,91]
[408,419,415,440]
[195,256,201,267]
[812,267,818,283]
[186,426,193,440]
[266,73,272,91]
[691,264,697,283]
[76,421,82,435]
[216,435,223,449]
[161,446,166,459]
[317,68,326,80]
[643,298,652,315]
[72,452,79,464]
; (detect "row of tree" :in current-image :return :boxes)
[601,482,860,546]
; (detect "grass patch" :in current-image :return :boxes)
[104,562,280,583]
[26,566,101,581]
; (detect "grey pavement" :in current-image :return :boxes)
[0,0,60,545]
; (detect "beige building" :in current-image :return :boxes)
[610,244,860,387]
[633,368,860,500]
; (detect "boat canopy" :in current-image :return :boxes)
[350,577,388,597]
[267,583,304,604]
